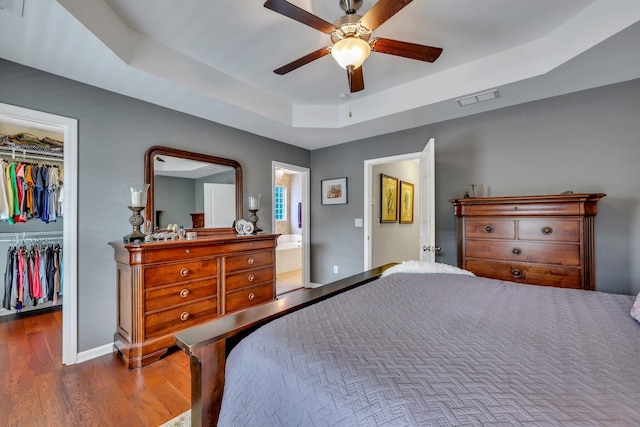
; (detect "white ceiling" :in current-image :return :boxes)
[1,0,639,150]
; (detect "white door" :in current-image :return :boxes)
[364,138,436,268]
[204,183,236,228]
[420,138,438,262]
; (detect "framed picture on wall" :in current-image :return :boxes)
[380,174,398,223]
[400,181,414,224]
[321,177,348,205]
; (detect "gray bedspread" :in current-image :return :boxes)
[219,273,640,426]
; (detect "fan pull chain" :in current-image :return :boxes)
[346,69,353,118]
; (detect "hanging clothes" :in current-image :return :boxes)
[0,161,63,224]
[0,160,9,220]
[2,240,63,313]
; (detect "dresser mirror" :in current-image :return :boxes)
[144,146,243,235]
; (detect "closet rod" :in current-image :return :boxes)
[0,231,63,238]
[0,237,62,243]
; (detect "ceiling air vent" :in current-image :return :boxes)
[456,89,499,107]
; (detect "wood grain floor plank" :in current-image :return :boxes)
[139,363,191,417]
[105,355,175,427]
[36,370,78,427]
[5,307,190,426]
[27,330,58,376]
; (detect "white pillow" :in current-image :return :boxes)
[381,260,475,277]
[631,292,640,323]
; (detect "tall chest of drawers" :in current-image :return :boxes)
[109,234,278,368]
[450,194,605,290]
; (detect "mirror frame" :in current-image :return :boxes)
[144,145,243,236]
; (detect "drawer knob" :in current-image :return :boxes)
[247,257,255,265]
[541,226,553,235]
[511,268,523,279]
[180,311,190,321]
[248,274,255,282]
[484,225,493,233]
[180,267,190,277]
[512,248,521,255]
[185,249,190,254]
[248,292,255,301]
[179,288,190,298]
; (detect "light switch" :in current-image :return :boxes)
[355,218,363,227]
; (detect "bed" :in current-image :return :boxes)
[175,262,640,426]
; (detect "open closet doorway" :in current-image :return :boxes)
[0,102,78,366]
[272,161,310,294]
[364,138,436,269]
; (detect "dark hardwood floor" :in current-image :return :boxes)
[0,308,190,427]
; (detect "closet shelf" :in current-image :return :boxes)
[0,144,64,162]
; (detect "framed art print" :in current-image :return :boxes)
[380,174,398,222]
[399,181,414,224]
[321,177,348,205]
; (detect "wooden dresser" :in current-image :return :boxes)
[109,234,278,368]
[450,194,605,290]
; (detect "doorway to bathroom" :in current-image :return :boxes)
[272,161,310,295]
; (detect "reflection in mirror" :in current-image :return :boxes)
[144,146,243,235]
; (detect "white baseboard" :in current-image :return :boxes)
[76,343,114,364]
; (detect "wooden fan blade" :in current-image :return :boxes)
[370,37,442,62]
[349,66,364,93]
[274,47,332,75]
[264,0,336,34]
[359,0,413,31]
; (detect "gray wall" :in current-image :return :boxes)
[311,78,640,296]
[154,175,195,229]
[0,59,309,351]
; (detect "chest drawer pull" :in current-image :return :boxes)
[511,268,523,279]
[180,311,190,321]
[248,274,255,282]
[179,288,190,298]
[247,257,255,265]
[541,226,553,235]
[179,267,190,277]
[248,292,255,301]
[512,248,522,255]
[484,226,493,233]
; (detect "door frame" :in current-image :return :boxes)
[0,102,78,365]
[363,139,434,269]
[272,161,310,288]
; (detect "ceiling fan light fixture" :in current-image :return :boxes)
[331,36,371,70]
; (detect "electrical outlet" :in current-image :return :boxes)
[333,265,339,274]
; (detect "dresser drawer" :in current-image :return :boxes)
[226,250,273,272]
[224,239,274,253]
[465,219,515,240]
[465,240,580,266]
[465,259,582,289]
[225,282,274,313]
[517,219,580,242]
[145,297,217,339]
[145,278,217,313]
[144,259,217,288]
[142,244,223,263]
[226,266,273,292]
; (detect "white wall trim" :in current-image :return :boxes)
[0,102,79,365]
[77,343,113,364]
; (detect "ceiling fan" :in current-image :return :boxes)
[264,0,443,93]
